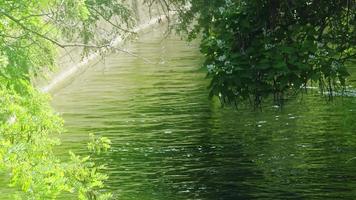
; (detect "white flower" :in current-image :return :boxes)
[218,55,226,61]
[331,61,340,71]
[224,61,231,66]
[219,7,225,14]
[225,0,232,4]
[217,40,224,48]
[206,64,215,73]
[308,54,316,59]
[264,44,274,50]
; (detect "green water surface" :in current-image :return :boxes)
[51,28,356,199]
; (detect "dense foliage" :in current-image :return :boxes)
[0,0,133,81]
[155,0,356,107]
[0,87,113,199]
[0,0,132,199]
[0,0,354,198]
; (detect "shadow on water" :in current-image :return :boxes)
[52,27,356,199]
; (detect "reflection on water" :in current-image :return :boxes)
[52,28,356,199]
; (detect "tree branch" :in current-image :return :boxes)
[0,10,153,64]
[88,6,136,34]
[0,10,64,47]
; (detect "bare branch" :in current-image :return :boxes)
[88,6,136,34]
[60,43,154,64]
[19,13,52,21]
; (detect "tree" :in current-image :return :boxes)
[151,0,356,108]
[0,0,134,83]
[0,0,133,199]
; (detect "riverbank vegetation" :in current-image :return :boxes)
[152,0,355,107]
[0,0,355,199]
[0,0,132,199]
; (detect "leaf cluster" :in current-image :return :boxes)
[0,0,133,199]
[154,0,356,107]
[0,86,113,199]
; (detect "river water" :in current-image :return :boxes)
[52,27,356,199]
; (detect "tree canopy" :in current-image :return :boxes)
[153,0,356,107]
[0,0,132,199]
[0,0,134,85]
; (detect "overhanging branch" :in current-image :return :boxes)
[0,10,153,63]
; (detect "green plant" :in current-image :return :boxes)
[0,0,134,199]
[0,87,113,199]
[152,0,356,107]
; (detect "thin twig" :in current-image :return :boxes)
[0,10,153,63]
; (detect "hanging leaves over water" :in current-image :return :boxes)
[151,0,356,107]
